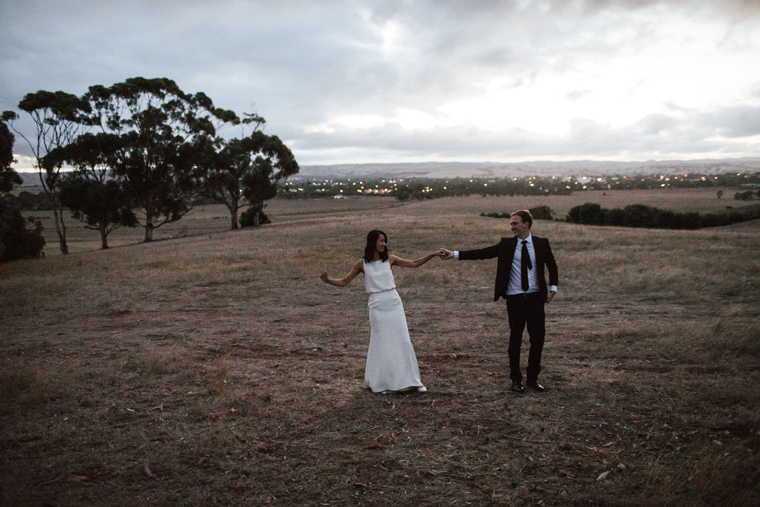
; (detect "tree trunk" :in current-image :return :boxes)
[40,170,68,254]
[229,203,239,230]
[54,208,69,254]
[251,200,263,227]
[100,222,109,249]
[144,221,154,242]
[144,205,155,242]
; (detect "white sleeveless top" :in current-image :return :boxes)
[363,260,396,293]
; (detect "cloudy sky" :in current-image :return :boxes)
[2,0,759,168]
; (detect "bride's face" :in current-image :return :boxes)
[375,234,387,253]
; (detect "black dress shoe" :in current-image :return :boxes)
[511,381,525,393]
[527,381,545,392]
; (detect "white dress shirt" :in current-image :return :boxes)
[453,234,557,296]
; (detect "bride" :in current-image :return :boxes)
[320,230,443,394]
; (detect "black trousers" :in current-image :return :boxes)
[506,292,545,383]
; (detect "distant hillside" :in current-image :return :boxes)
[17,172,42,188]
[14,158,760,188]
[296,158,760,179]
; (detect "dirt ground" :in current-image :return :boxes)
[2,195,759,505]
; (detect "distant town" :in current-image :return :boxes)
[280,172,760,201]
[14,158,760,204]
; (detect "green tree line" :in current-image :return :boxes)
[480,202,759,230]
[565,202,760,229]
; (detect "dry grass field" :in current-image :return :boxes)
[14,186,741,254]
[2,191,759,506]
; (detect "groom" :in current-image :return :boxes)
[442,210,558,393]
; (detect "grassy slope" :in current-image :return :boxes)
[1,196,759,506]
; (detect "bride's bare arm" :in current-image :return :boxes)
[320,259,363,287]
[390,249,445,268]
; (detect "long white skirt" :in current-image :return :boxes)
[365,289,423,393]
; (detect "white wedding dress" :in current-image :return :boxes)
[363,260,424,393]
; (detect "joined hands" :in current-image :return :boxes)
[433,248,453,259]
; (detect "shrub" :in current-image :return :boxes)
[529,205,553,220]
[240,208,271,228]
[622,204,658,228]
[0,198,46,262]
[566,202,604,225]
[2,191,55,211]
[603,207,626,226]
[481,206,553,221]
[734,190,756,201]
[566,202,760,230]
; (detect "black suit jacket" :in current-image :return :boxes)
[459,236,558,301]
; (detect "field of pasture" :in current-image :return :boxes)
[14,186,743,254]
[1,190,759,505]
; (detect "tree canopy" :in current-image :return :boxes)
[45,133,138,249]
[240,132,299,227]
[0,120,21,193]
[195,115,299,229]
[3,77,300,254]
[0,119,45,262]
[3,91,92,254]
[83,77,240,242]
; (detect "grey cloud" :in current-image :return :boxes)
[701,106,760,138]
[548,0,758,19]
[289,101,760,163]
[567,0,670,14]
[715,0,760,21]
[2,0,759,164]
[629,114,680,136]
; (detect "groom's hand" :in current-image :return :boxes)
[441,249,454,260]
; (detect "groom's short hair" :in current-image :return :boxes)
[511,210,533,229]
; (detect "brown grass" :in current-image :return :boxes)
[1,193,759,506]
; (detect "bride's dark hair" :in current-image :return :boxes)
[363,230,389,262]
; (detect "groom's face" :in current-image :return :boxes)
[510,216,530,238]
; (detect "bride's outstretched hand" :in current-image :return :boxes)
[319,270,329,283]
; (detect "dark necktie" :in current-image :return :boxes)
[521,240,532,292]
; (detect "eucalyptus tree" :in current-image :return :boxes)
[44,133,137,249]
[240,132,299,227]
[0,120,46,262]
[191,110,299,230]
[84,77,238,242]
[2,91,91,254]
[194,113,273,229]
[1,120,21,260]
[0,120,21,192]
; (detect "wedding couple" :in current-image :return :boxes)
[320,210,558,395]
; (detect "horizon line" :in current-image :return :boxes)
[11,154,760,173]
